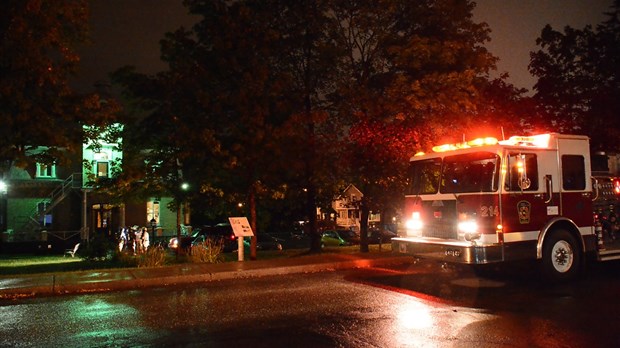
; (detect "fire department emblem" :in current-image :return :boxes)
[517,201,531,224]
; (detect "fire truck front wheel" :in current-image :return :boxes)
[542,229,581,282]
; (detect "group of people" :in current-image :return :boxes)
[118,225,151,254]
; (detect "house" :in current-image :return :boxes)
[0,125,185,253]
[317,184,381,232]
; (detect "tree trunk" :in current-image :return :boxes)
[359,199,370,253]
[249,185,257,260]
[176,202,181,258]
[307,183,321,252]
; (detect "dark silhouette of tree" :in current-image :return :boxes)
[0,1,119,177]
[270,0,345,252]
[529,0,620,151]
[112,0,525,256]
[113,0,311,257]
[329,0,497,251]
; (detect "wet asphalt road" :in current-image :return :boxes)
[1,259,620,347]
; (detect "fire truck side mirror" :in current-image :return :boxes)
[544,175,553,203]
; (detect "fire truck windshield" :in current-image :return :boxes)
[407,152,499,195]
[441,152,499,193]
[407,158,442,195]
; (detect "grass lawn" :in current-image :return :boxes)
[0,244,393,276]
[0,254,122,276]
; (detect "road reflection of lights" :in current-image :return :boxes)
[71,298,145,341]
[75,298,137,320]
[395,298,497,346]
[397,301,433,329]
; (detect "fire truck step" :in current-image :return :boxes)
[598,249,620,262]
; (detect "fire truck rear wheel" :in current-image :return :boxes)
[542,229,581,282]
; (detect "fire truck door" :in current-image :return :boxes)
[536,151,562,219]
[558,154,591,227]
[502,152,559,236]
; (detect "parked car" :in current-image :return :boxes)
[243,233,284,251]
[321,229,360,247]
[368,227,397,244]
[168,225,208,250]
[168,224,238,252]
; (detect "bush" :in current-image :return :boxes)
[82,234,115,261]
[112,250,139,267]
[137,246,168,268]
[189,239,224,264]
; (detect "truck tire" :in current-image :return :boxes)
[542,229,581,282]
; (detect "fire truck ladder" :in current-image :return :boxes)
[17,173,82,240]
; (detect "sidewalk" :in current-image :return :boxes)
[0,251,413,300]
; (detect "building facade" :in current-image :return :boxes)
[317,184,381,232]
[0,127,182,252]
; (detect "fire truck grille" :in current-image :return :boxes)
[423,223,457,240]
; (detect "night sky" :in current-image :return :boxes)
[73,0,614,94]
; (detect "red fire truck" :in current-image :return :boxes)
[392,133,620,281]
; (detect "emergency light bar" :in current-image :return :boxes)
[431,137,498,153]
[499,134,551,148]
[427,134,553,154]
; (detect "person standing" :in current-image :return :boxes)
[134,226,143,254]
[142,227,150,253]
[118,227,128,252]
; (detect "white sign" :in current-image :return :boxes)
[228,217,254,237]
[547,206,559,216]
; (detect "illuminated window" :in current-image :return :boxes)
[36,163,56,178]
[37,202,52,226]
[147,200,160,224]
[97,162,109,177]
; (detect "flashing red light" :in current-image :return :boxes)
[614,179,620,194]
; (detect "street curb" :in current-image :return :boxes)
[0,256,412,299]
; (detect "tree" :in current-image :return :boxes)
[113,0,515,257]
[270,0,345,252]
[328,0,497,251]
[529,0,620,151]
[0,1,118,178]
[114,0,307,258]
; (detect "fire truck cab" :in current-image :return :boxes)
[392,133,620,281]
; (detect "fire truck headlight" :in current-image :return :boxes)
[458,220,479,239]
[405,219,423,231]
[405,212,423,235]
